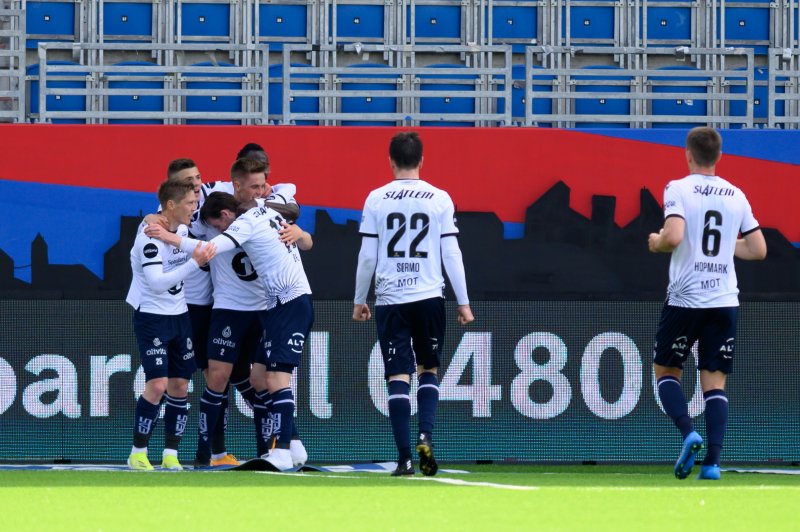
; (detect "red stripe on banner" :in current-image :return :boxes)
[1,125,798,241]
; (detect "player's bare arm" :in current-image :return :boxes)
[648,216,685,253]
[266,202,300,222]
[143,213,169,230]
[735,230,767,260]
[279,221,313,250]
[144,224,181,247]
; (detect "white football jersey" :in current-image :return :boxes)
[359,179,458,306]
[126,225,193,315]
[663,174,760,308]
[207,205,311,310]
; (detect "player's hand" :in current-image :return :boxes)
[144,213,169,231]
[456,304,474,325]
[192,242,216,266]
[352,303,372,322]
[278,221,303,245]
[144,223,181,247]
[648,230,662,253]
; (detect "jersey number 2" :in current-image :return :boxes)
[387,212,429,258]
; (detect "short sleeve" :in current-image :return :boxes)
[223,215,254,246]
[359,194,379,237]
[440,192,459,236]
[269,183,297,205]
[740,195,760,235]
[663,182,684,220]
[137,235,164,267]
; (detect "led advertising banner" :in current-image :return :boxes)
[0,300,797,464]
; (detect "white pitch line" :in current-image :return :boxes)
[407,477,539,491]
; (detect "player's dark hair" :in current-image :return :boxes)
[166,158,197,179]
[200,191,241,223]
[389,131,423,170]
[686,127,722,167]
[236,142,268,164]
[157,180,194,209]
[230,157,269,181]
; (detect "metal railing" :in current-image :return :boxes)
[0,0,24,122]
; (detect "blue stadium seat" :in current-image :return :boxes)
[562,4,617,45]
[496,64,553,126]
[26,61,86,123]
[340,64,397,126]
[573,65,631,128]
[728,67,785,128]
[107,62,165,124]
[650,66,708,128]
[254,0,310,50]
[716,1,771,54]
[176,0,233,44]
[268,63,319,125]
[25,0,79,49]
[419,63,476,126]
[99,0,156,43]
[640,0,693,46]
[406,2,463,45]
[185,62,242,124]
[485,1,538,52]
[330,2,387,45]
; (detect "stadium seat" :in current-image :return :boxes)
[340,63,397,126]
[405,1,463,45]
[107,61,165,124]
[639,0,694,46]
[485,1,538,52]
[26,61,86,123]
[573,65,632,128]
[268,63,320,125]
[184,61,243,124]
[419,63,477,126]
[329,1,388,46]
[253,0,311,50]
[562,3,617,46]
[25,0,80,49]
[727,67,785,128]
[716,0,771,54]
[175,0,235,44]
[496,64,554,126]
[649,65,709,128]
[98,0,157,43]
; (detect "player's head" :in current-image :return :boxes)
[230,157,268,202]
[167,158,202,199]
[236,142,269,165]
[200,191,240,232]
[389,131,423,172]
[157,180,196,226]
[685,127,722,169]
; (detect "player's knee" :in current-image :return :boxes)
[167,379,190,397]
[654,364,681,380]
[417,366,438,376]
[144,378,168,400]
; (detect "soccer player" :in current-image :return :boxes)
[125,179,216,470]
[150,187,314,472]
[648,127,766,480]
[352,131,474,477]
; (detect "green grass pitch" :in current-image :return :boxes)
[0,465,798,531]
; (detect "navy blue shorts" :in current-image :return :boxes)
[375,297,445,379]
[258,294,314,373]
[653,304,738,374]
[133,310,197,381]
[207,309,263,365]
[188,303,212,370]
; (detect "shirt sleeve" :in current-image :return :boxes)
[220,216,253,248]
[740,195,760,235]
[354,237,379,304]
[141,240,200,293]
[358,194,378,237]
[663,182,684,220]
[269,183,298,205]
[440,192,459,237]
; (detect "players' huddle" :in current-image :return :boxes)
[126,129,765,481]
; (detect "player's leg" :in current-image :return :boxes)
[411,297,445,477]
[196,359,234,466]
[129,311,169,470]
[250,362,273,457]
[375,302,416,476]
[161,314,197,470]
[653,304,703,479]
[696,307,736,480]
[260,295,313,471]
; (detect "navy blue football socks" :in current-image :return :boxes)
[197,387,226,461]
[163,394,189,451]
[254,390,272,456]
[702,389,728,466]
[417,372,439,438]
[387,380,412,461]
[271,388,295,449]
[210,385,229,456]
[132,396,161,449]
[657,376,695,438]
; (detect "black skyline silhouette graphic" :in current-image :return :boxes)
[2,182,798,299]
